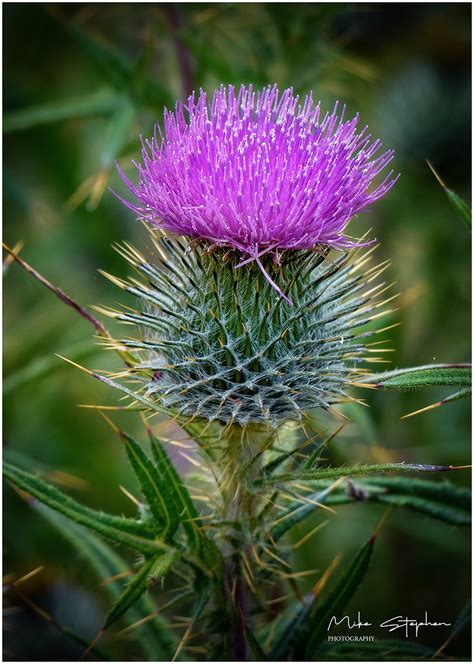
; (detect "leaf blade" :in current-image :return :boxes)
[104,551,179,629]
[3,461,164,554]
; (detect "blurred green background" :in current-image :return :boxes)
[3,3,471,660]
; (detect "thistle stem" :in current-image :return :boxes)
[218,424,270,661]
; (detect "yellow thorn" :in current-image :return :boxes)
[401,402,442,419]
[293,520,329,549]
[278,568,320,580]
[98,269,128,289]
[311,553,342,598]
[79,629,105,661]
[9,565,45,588]
[3,240,24,271]
[426,159,447,189]
[119,485,141,507]
[99,569,132,587]
[96,408,120,433]
[373,506,392,540]
[55,354,93,375]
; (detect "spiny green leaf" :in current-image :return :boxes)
[149,432,224,576]
[365,364,471,391]
[268,593,318,660]
[3,461,165,555]
[301,424,345,470]
[104,550,179,629]
[34,505,176,660]
[373,494,470,525]
[271,483,340,541]
[259,462,463,486]
[3,88,119,133]
[121,432,179,539]
[302,535,375,657]
[279,476,470,528]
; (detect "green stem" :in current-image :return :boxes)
[218,424,271,661]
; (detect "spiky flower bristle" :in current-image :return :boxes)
[101,232,394,427]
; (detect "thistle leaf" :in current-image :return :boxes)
[148,431,223,574]
[289,476,470,527]
[104,551,179,629]
[34,504,177,660]
[3,461,166,555]
[121,431,180,538]
[302,535,375,657]
[271,482,342,541]
[259,461,465,486]
[3,88,119,133]
[364,364,471,390]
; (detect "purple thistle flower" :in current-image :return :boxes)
[116,84,397,297]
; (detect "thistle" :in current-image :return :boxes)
[4,84,469,663]
[98,83,399,655]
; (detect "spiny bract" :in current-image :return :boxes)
[102,233,393,427]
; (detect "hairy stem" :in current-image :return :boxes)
[218,424,271,661]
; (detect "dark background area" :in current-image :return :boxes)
[3,3,471,660]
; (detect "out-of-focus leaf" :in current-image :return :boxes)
[35,505,176,660]
[3,340,100,395]
[3,461,165,554]
[68,24,170,107]
[104,551,179,629]
[100,101,137,168]
[364,364,471,390]
[302,536,375,657]
[69,25,132,90]
[3,88,119,132]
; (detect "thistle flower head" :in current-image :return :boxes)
[107,84,398,428]
[117,84,397,270]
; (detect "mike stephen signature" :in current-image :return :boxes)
[328,611,451,638]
